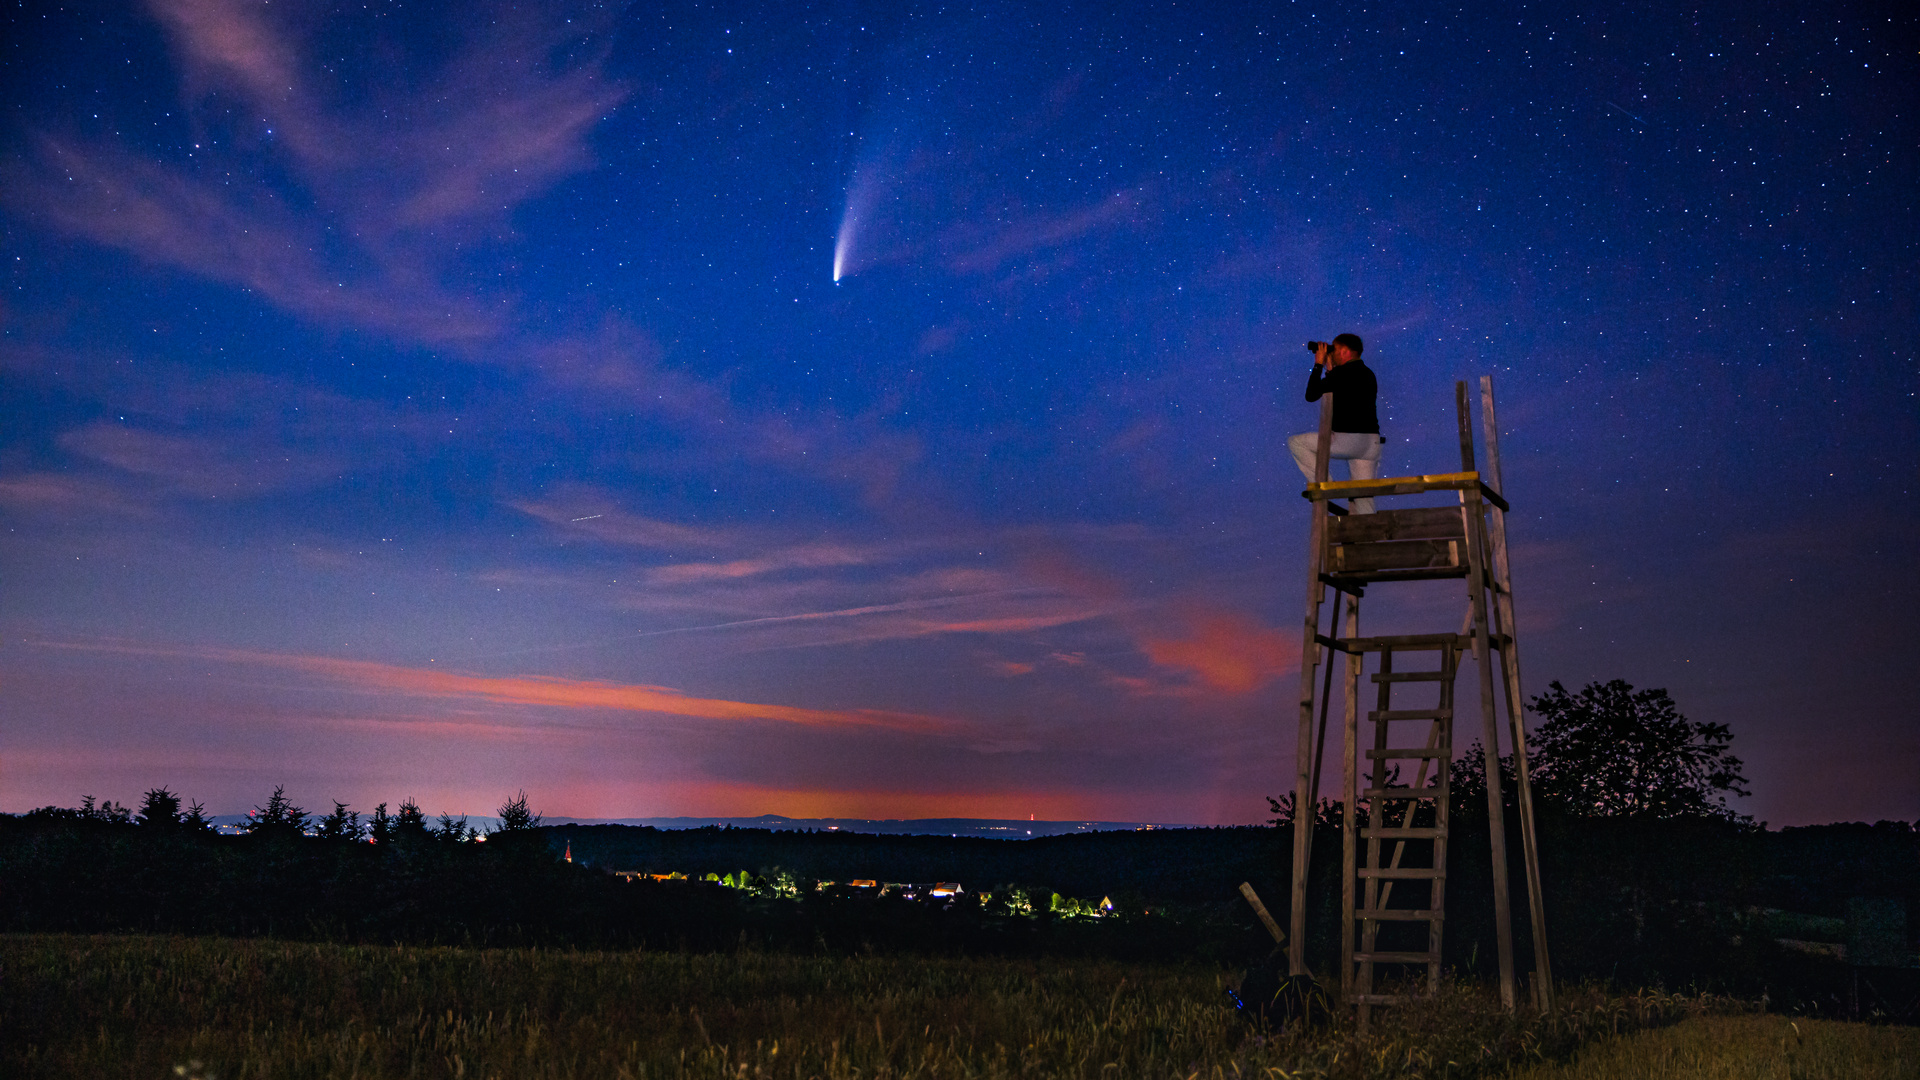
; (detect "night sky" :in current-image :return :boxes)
[2,0,1913,827]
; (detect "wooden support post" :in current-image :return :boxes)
[1457,381,1518,1010]
[1480,375,1554,1010]
[1355,646,1392,1029]
[1241,882,1287,946]
[1339,591,1361,1005]
[1430,644,1456,994]
[1288,393,1336,975]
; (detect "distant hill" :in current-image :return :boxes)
[542,815,1196,839]
[204,812,1202,840]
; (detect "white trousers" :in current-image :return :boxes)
[1288,431,1384,514]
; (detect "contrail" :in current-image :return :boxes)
[1606,101,1647,124]
[630,590,1048,638]
[452,589,1054,661]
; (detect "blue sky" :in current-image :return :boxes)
[2,0,1913,825]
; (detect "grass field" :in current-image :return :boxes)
[1504,1014,1918,1079]
[0,934,1773,1079]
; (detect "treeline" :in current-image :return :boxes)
[7,786,1912,984]
[0,787,1269,962]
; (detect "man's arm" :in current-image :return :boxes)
[1304,342,1332,401]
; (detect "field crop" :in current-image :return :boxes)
[1504,1014,1918,1079]
[4,934,1737,1079]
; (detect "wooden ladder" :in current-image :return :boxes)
[1349,634,1457,1025]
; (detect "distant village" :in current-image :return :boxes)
[598,856,1119,918]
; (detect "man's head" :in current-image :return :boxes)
[1331,332,1363,365]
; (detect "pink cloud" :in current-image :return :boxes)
[1139,608,1299,694]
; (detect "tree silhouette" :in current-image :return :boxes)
[80,795,132,823]
[433,812,473,843]
[369,802,394,844]
[495,790,542,833]
[317,801,363,841]
[137,787,183,828]
[393,798,429,839]
[1454,679,1750,822]
[246,785,309,837]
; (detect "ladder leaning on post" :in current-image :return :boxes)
[1284,376,1552,1025]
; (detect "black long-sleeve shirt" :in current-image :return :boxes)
[1303,360,1380,434]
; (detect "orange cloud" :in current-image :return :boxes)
[1140,609,1297,694]
[32,639,956,735]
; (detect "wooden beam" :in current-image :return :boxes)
[1331,539,1463,573]
[1481,374,1554,1011]
[1325,566,1472,586]
[1287,393,1337,976]
[1339,591,1361,1002]
[1329,506,1469,543]
[1459,380,1518,1011]
[1240,881,1286,945]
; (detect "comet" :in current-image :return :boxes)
[832,135,894,283]
[833,215,851,282]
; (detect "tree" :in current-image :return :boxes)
[1454,679,1751,822]
[137,787,183,828]
[316,801,363,841]
[1528,679,1749,821]
[433,812,473,843]
[369,802,394,844]
[494,790,542,833]
[80,795,133,823]
[393,798,429,839]
[183,799,216,833]
[246,785,309,837]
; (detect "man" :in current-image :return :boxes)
[1287,332,1383,514]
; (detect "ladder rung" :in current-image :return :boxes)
[1369,708,1451,722]
[1363,788,1442,800]
[1353,951,1439,964]
[1357,908,1442,921]
[1361,827,1444,839]
[1357,867,1444,879]
[1372,671,1448,683]
[1366,747,1448,759]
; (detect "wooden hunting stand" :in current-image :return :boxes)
[1285,376,1552,1025]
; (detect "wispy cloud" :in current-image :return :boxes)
[58,421,346,498]
[5,0,622,345]
[30,638,961,736]
[0,471,158,518]
[646,545,874,585]
[944,187,1151,275]
[510,496,732,550]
